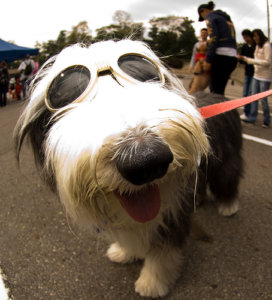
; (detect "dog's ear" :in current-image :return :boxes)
[14,104,52,166]
[14,105,57,190]
[14,54,58,164]
[14,53,63,191]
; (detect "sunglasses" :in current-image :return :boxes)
[44,53,165,112]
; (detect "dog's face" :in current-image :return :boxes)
[15,40,209,229]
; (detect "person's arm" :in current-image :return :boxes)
[31,59,36,71]
[190,43,198,69]
[238,45,247,65]
[205,15,218,64]
[18,62,25,72]
[5,68,9,81]
[240,44,246,56]
[244,43,271,66]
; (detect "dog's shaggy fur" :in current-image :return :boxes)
[14,40,243,298]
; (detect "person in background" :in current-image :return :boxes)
[0,61,10,107]
[18,54,36,99]
[198,1,237,95]
[33,59,39,75]
[15,74,22,100]
[189,28,208,73]
[239,29,272,128]
[189,41,211,94]
[239,29,255,120]
[188,28,210,94]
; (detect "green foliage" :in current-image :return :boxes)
[146,16,197,68]
[95,11,144,42]
[36,21,93,65]
[66,21,92,46]
[178,17,198,59]
[94,23,144,42]
[29,12,197,68]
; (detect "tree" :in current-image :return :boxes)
[37,40,61,65]
[36,21,93,65]
[31,14,197,68]
[146,16,198,67]
[56,30,68,50]
[112,10,132,26]
[177,17,198,59]
[66,21,92,46]
[95,11,144,42]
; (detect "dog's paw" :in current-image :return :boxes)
[106,242,134,264]
[218,200,239,217]
[135,271,169,298]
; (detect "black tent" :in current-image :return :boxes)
[0,38,39,63]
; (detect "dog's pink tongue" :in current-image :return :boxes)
[114,185,161,223]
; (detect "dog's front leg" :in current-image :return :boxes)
[106,242,136,264]
[135,245,183,298]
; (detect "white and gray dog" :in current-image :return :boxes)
[14,40,243,298]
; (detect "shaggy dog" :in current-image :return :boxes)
[14,40,243,298]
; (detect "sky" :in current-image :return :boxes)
[0,0,270,48]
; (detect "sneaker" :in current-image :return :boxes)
[262,123,269,128]
[240,113,248,121]
[242,119,255,126]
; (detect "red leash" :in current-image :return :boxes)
[199,89,272,119]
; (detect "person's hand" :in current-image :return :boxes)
[189,66,194,73]
[203,61,211,72]
[237,55,245,61]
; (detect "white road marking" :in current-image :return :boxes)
[243,134,272,147]
[0,269,9,300]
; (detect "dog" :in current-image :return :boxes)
[14,40,243,298]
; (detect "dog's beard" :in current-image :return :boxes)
[43,84,209,229]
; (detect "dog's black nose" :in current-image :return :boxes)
[115,139,173,185]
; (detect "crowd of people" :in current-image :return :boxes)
[239,29,272,127]
[191,1,272,128]
[0,55,38,107]
[0,61,9,107]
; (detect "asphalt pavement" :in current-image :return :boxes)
[0,77,271,300]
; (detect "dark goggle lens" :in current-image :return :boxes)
[118,55,161,83]
[47,66,90,109]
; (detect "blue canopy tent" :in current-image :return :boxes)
[0,38,39,63]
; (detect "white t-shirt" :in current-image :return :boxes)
[245,41,272,82]
[18,58,36,80]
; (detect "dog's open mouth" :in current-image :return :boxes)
[114,185,161,223]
